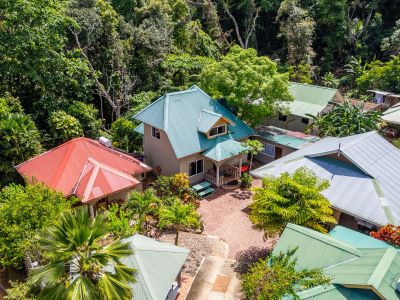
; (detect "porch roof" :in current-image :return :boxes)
[202,137,246,162]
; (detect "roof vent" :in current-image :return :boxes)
[99,137,112,148]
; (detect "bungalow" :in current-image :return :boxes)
[254,125,319,164]
[107,234,189,300]
[266,82,343,132]
[133,85,254,187]
[276,223,399,300]
[16,137,151,217]
[251,131,400,229]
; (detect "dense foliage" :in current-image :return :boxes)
[28,206,136,300]
[0,182,75,268]
[370,224,400,246]
[241,248,330,300]
[250,167,336,238]
[307,100,382,137]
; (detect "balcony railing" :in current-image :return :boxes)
[205,165,241,186]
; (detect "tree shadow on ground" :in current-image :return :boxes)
[231,246,271,274]
[229,189,252,200]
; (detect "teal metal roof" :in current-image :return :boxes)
[286,82,337,118]
[133,85,254,158]
[134,123,144,135]
[113,234,189,300]
[202,137,246,162]
[273,224,362,270]
[294,284,380,299]
[260,132,316,149]
[383,103,400,125]
[275,224,400,300]
[329,226,390,249]
[198,109,224,133]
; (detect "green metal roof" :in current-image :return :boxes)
[133,85,254,159]
[273,223,362,270]
[294,284,380,299]
[198,109,224,133]
[202,137,246,162]
[275,224,400,300]
[382,103,400,125]
[115,234,189,300]
[260,132,317,150]
[286,82,337,118]
[329,226,390,249]
[134,123,144,135]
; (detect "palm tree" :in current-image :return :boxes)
[242,139,264,171]
[306,99,381,137]
[123,189,160,233]
[28,206,136,300]
[158,200,201,245]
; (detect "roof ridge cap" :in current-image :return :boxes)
[133,253,157,299]
[367,247,397,289]
[290,81,338,92]
[132,94,165,119]
[164,95,169,133]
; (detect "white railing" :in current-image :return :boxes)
[205,165,241,186]
[223,165,240,179]
[205,173,224,186]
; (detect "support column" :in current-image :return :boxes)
[89,204,95,219]
[216,164,220,188]
[239,157,243,177]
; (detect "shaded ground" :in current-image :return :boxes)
[198,180,273,259]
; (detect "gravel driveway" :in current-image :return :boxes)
[198,181,273,258]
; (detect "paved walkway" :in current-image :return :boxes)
[198,181,270,259]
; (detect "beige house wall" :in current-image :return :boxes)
[142,123,180,176]
[179,153,214,184]
[254,136,295,164]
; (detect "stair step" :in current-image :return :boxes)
[192,181,212,192]
[198,187,214,198]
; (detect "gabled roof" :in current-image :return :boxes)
[202,137,246,162]
[133,85,254,159]
[74,158,140,203]
[251,131,400,226]
[16,137,151,202]
[383,103,400,125]
[116,234,189,300]
[275,224,400,300]
[286,82,338,118]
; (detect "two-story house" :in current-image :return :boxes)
[133,85,254,187]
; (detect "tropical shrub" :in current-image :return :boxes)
[233,246,270,274]
[241,248,330,300]
[241,139,264,171]
[28,206,136,300]
[47,110,83,146]
[153,173,200,207]
[0,182,75,268]
[66,100,102,139]
[370,224,400,246]
[110,117,142,153]
[240,172,253,189]
[106,203,136,238]
[307,100,381,137]
[123,189,160,234]
[250,167,336,238]
[5,280,38,300]
[158,199,201,245]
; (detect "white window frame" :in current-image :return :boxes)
[151,126,161,139]
[209,124,227,137]
[262,143,276,157]
[189,159,204,177]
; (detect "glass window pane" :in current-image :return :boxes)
[218,125,226,134]
[189,162,196,176]
[210,127,218,136]
[197,160,203,173]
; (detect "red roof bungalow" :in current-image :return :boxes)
[16,137,151,217]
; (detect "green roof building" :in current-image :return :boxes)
[266,82,342,132]
[107,234,189,300]
[133,85,254,187]
[275,224,400,300]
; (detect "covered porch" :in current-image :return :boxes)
[202,137,248,187]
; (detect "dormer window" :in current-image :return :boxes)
[209,124,227,137]
[151,126,160,139]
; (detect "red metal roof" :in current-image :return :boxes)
[16,137,151,202]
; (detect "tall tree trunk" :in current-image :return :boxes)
[175,229,179,245]
[249,153,254,171]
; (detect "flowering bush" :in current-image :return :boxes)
[370,224,400,246]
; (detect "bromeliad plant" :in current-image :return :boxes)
[28,206,136,300]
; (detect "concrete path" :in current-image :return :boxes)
[186,255,242,300]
